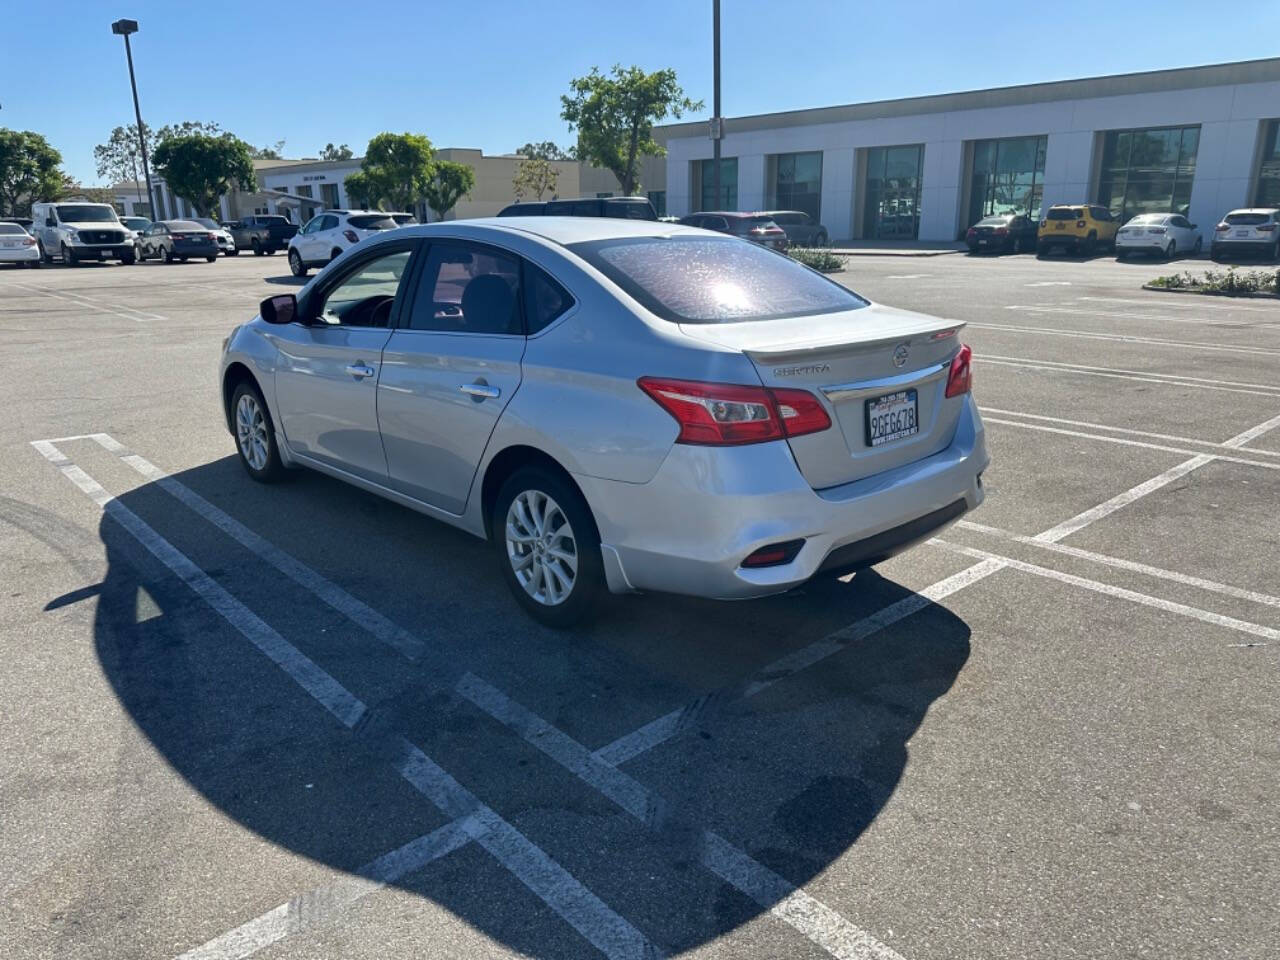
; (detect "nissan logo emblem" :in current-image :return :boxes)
[892,343,910,368]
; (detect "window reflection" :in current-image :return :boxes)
[864,145,923,240]
[697,158,738,211]
[968,135,1048,228]
[1098,125,1200,220]
[1255,120,1280,208]
[768,152,823,220]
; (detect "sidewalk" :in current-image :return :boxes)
[828,240,966,257]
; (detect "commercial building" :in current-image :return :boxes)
[111,151,666,223]
[655,58,1280,242]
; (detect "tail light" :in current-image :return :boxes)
[992,227,1007,235]
[22,236,36,246]
[206,232,217,241]
[966,228,976,238]
[1216,223,1229,232]
[1076,220,1086,228]
[1039,220,1047,228]
[1147,226,1166,234]
[1257,223,1277,232]
[637,377,831,446]
[343,229,359,243]
[944,344,973,398]
[741,539,805,568]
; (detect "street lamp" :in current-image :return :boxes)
[111,18,156,220]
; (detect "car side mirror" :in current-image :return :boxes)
[1190,223,1198,230]
[259,293,298,325]
[45,217,56,227]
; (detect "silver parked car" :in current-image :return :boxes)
[219,218,988,625]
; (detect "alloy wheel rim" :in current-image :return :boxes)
[235,394,269,471]
[505,490,577,607]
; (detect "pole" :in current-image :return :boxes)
[712,0,721,210]
[122,33,156,221]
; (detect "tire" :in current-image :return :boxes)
[1165,240,1176,260]
[1115,251,1127,261]
[493,466,604,628]
[1036,245,1048,259]
[228,248,239,256]
[330,248,342,263]
[121,249,136,265]
[206,255,217,263]
[266,247,276,256]
[26,259,42,269]
[1210,246,1222,263]
[815,231,828,247]
[288,249,308,277]
[231,381,286,483]
[1081,232,1096,257]
[1271,240,1280,263]
[62,243,78,266]
[251,238,263,256]
[162,246,173,264]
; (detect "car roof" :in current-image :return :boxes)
[1226,208,1279,215]
[392,216,706,246]
[692,210,772,219]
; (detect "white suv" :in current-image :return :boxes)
[287,210,398,276]
[1210,208,1280,262]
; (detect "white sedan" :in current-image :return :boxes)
[0,222,42,267]
[1115,213,1202,260]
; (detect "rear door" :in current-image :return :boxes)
[377,239,527,514]
[269,241,417,483]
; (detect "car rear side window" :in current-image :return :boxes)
[524,265,573,334]
[570,236,867,324]
[0,223,24,235]
[348,215,396,230]
[1224,212,1271,225]
[408,242,522,335]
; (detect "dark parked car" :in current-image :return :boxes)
[136,220,219,263]
[761,210,828,246]
[678,212,789,251]
[965,213,1038,254]
[496,196,658,220]
[225,214,298,255]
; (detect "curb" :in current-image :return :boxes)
[1140,283,1280,300]
[830,248,963,258]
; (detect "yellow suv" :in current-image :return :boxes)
[1037,204,1120,257]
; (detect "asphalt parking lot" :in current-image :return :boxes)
[2,247,1278,960]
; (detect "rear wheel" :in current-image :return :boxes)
[251,238,263,256]
[206,255,217,263]
[493,467,604,628]
[232,382,285,483]
[162,246,173,264]
[1081,232,1097,257]
[288,249,308,277]
[26,259,42,269]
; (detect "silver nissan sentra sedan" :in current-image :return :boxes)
[219,218,988,626]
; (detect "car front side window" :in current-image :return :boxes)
[316,246,414,328]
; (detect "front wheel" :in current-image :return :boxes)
[62,243,78,266]
[288,249,308,277]
[493,467,604,628]
[251,238,263,256]
[162,246,173,264]
[232,382,286,482]
[121,249,136,265]
[227,248,239,256]
[206,255,217,263]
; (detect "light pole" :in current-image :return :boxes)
[711,0,722,210]
[111,19,156,220]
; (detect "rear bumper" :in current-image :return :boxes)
[0,246,41,262]
[576,394,989,598]
[1037,234,1087,250]
[173,244,219,257]
[1211,238,1277,256]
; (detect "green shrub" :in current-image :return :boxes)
[1148,267,1278,295]
[789,246,846,272]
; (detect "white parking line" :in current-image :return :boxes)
[11,281,166,321]
[932,541,1280,643]
[457,673,906,960]
[1223,412,1280,448]
[1024,281,1072,287]
[956,519,1280,611]
[982,417,1280,471]
[969,321,1280,356]
[1078,296,1278,314]
[979,408,1280,457]
[31,440,659,960]
[176,818,478,960]
[979,354,1280,396]
[1003,304,1263,327]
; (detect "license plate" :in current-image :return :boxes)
[99,250,109,259]
[1,241,15,248]
[865,389,919,447]
[1055,223,1065,230]
[1235,229,1250,237]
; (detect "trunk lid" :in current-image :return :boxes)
[679,303,967,490]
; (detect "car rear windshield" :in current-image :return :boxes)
[56,205,119,222]
[258,216,288,225]
[347,215,397,230]
[1128,214,1167,223]
[605,201,657,221]
[1224,212,1273,225]
[569,236,867,324]
[121,218,150,229]
[0,223,25,234]
[167,220,205,232]
[1046,208,1082,220]
[977,216,1012,226]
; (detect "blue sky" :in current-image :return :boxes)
[7,0,1280,185]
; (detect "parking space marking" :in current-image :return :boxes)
[1024,281,1071,286]
[593,559,1008,768]
[32,439,660,960]
[957,520,1280,611]
[980,355,1280,397]
[1222,411,1280,447]
[980,408,1280,457]
[932,541,1280,644]
[176,817,478,960]
[969,321,1280,356]
[884,274,930,280]
[10,281,166,322]
[1003,304,1263,327]
[1078,296,1278,314]
[982,418,1280,471]
[457,673,906,960]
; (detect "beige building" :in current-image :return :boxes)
[112,150,667,223]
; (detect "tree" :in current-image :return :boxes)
[353,133,435,212]
[512,155,559,202]
[94,124,147,186]
[343,170,377,209]
[422,160,475,221]
[321,142,354,161]
[247,139,287,160]
[151,134,256,217]
[62,185,118,205]
[154,120,223,143]
[516,140,572,161]
[0,129,65,216]
[561,65,701,196]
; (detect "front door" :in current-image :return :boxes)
[378,239,526,514]
[270,241,418,483]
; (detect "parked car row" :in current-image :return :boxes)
[964,204,1280,263]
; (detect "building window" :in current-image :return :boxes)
[296,185,313,199]
[1097,125,1199,221]
[865,145,924,240]
[1255,120,1280,208]
[320,182,340,209]
[968,135,1047,227]
[697,157,737,210]
[647,190,666,217]
[767,152,822,221]
[595,192,614,199]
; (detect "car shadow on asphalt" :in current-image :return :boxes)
[64,455,973,955]
[265,274,307,286]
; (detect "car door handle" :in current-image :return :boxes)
[345,363,376,379]
[459,383,500,399]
